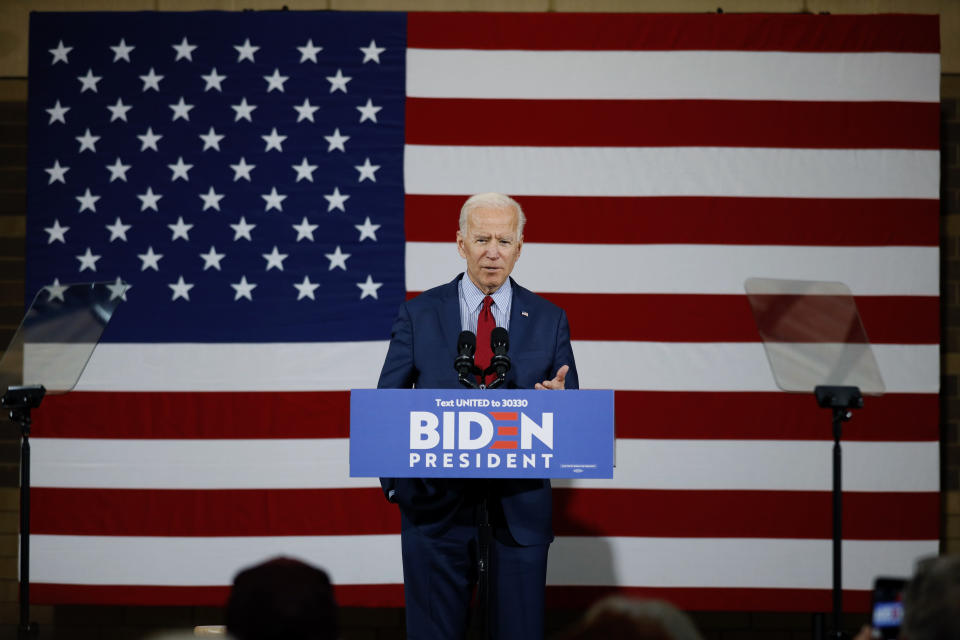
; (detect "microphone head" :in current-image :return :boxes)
[490,327,509,355]
[458,330,476,355]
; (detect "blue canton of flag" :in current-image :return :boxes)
[26,11,406,343]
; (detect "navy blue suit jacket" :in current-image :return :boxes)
[377,274,578,546]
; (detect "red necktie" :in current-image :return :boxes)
[475,295,494,384]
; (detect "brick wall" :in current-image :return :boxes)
[943,75,960,555]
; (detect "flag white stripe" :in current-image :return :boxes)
[69,342,936,393]
[406,243,939,296]
[404,146,939,199]
[407,50,940,102]
[30,534,936,589]
[31,438,937,491]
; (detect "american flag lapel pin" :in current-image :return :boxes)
[521,311,529,317]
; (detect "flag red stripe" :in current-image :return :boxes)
[29,582,871,611]
[548,293,939,344]
[399,292,939,344]
[407,13,939,53]
[407,99,939,149]
[404,195,939,246]
[31,391,937,441]
[30,488,937,540]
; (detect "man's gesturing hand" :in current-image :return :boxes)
[535,364,569,390]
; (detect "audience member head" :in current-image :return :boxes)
[225,556,338,640]
[900,554,960,640]
[554,595,704,640]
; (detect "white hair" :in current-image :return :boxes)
[459,192,526,238]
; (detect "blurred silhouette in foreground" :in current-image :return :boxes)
[225,556,338,640]
[553,596,704,640]
[855,554,960,640]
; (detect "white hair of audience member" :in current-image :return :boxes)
[901,554,960,640]
[459,192,526,238]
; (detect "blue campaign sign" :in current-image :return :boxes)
[349,389,614,479]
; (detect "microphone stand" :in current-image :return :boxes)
[455,344,510,640]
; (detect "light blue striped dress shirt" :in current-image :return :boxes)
[458,275,512,334]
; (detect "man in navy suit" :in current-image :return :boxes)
[378,192,578,640]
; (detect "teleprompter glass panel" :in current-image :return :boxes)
[0,282,124,395]
[745,278,884,395]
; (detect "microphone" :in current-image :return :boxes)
[454,330,477,379]
[489,327,511,380]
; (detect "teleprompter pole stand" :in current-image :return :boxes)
[2,384,46,640]
[814,385,863,640]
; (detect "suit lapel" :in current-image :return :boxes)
[438,275,463,361]
[508,277,533,359]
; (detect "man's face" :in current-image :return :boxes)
[456,205,523,295]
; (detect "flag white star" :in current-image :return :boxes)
[172,37,197,61]
[261,187,287,212]
[105,157,131,182]
[76,128,99,152]
[297,39,323,63]
[356,98,382,123]
[76,247,101,272]
[199,126,225,151]
[140,67,163,92]
[169,97,194,121]
[231,276,257,301]
[199,186,225,211]
[360,39,386,63]
[262,246,289,271]
[231,216,256,241]
[107,98,132,122]
[324,128,349,152]
[293,98,319,123]
[199,246,226,271]
[106,216,132,242]
[45,160,69,184]
[45,278,68,302]
[294,276,320,300]
[356,274,383,300]
[261,127,287,152]
[325,245,350,271]
[76,188,100,212]
[168,156,193,182]
[137,127,162,151]
[107,277,131,301]
[201,67,226,92]
[324,186,349,212]
[49,41,72,65]
[168,216,194,241]
[46,100,70,125]
[168,275,194,301]
[354,157,380,182]
[110,38,135,62]
[292,157,317,182]
[138,246,163,271]
[138,186,163,211]
[355,216,381,241]
[264,68,289,92]
[230,157,255,182]
[292,216,319,241]
[231,98,257,122]
[44,219,69,244]
[77,69,102,93]
[234,38,259,62]
[326,68,351,93]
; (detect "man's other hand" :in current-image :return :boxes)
[535,364,569,390]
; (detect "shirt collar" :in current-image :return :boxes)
[460,274,512,310]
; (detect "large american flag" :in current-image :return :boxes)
[23,11,939,611]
